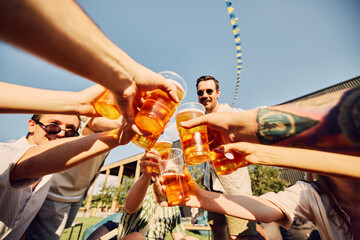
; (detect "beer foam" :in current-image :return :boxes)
[177,107,204,115]
[162,172,185,177]
[156,140,172,144]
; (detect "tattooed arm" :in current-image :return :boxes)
[182,87,360,155]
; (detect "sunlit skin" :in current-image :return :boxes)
[10,115,135,183]
[27,114,80,145]
[0,0,180,135]
[197,80,221,114]
[179,86,360,238]
[0,82,106,117]
[125,150,199,240]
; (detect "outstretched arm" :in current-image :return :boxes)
[0,82,105,116]
[10,122,134,183]
[217,142,360,181]
[182,87,360,155]
[0,0,179,133]
[124,174,152,214]
[124,150,159,213]
[162,168,285,223]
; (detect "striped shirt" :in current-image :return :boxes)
[117,188,184,240]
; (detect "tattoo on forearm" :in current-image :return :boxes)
[257,108,319,144]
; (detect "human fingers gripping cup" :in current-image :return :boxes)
[158,148,190,206]
[132,71,187,150]
[159,167,202,208]
[217,143,256,168]
[208,130,238,175]
[212,144,252,172]
[210,150,238,175]
[135,71,187,135]
[146,133,174,174]
[176,102,210,166]
[140,150,161,176]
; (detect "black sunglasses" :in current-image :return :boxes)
[197,89,214,96]
[34,120,79,137]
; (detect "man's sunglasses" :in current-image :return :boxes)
[197,89,214,97]
[34,120,79,137]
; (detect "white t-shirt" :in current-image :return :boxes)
[261,181,351,240]
[47,116,108,202]
[0,137,52,240]
[203,103,253,196]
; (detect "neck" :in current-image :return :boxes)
[208,102,221,114]
[27,136,35,145]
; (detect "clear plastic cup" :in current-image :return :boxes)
[132,71,187,150]
[175,102,210,166]
[158,148,190,206]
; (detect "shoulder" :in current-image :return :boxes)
[217,103,244,113]
[260,181,321,229]
[263,181,318,198]
[0,137,31,173]
[260,181,321,212]
[0,137,30,151]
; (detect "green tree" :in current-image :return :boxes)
[113,176,135,205]
[249,165,290,196]
[189,166,206,190]
[100,184,116,207]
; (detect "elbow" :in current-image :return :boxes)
[124,206,137,215]
[259,210,285,223]
[124,199,140,214]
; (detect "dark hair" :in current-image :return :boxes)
[309,175,352,238]
[196,75,219,90]
[26,114,41,138]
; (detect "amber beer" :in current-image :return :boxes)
[146,141,173,174]
[94,89,121,120]
[176,105,210,166]
[234,152,247,169]
[131,88,183,150]
[210,151,238,175]
[132,71,187,150]
[208,128,238,175]
[158,148,189,206]
[162,172,190,206]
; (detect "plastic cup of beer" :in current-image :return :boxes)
[158,148,190,206]
[131,71,187,150]
[210,150,238,175]
[94,89,121,120]
[175,102,210,166]
[146,133,174,174]
[234,152,247,169]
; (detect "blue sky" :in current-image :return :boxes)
[1,0,360,166]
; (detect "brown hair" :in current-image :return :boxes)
[196,75,220,90]
[309,176,352,238]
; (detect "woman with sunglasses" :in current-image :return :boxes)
[0,113,135,240]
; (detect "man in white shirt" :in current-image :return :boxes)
[196,76,257,240]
